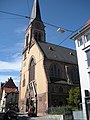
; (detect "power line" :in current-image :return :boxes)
[0,10,83,48]
[0,10,74,33]
[0,17,25,20]
[0,10,30,19]
[54,25,84,49]
[44,22,75,33]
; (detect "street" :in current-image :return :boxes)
[18,115,61,120]
[19,116,47,120]
[0,113,61,120]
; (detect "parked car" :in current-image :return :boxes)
[3,109,19,120]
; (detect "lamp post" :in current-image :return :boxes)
[57,27,74,33]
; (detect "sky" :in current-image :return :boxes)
[0,0,90,88]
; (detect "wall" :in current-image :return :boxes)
[75,34,90,120]
[19,42,48,115]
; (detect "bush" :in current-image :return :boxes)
[48,106,73,115]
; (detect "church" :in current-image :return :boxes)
[19,0,80,116]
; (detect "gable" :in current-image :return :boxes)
[2,77,17,89]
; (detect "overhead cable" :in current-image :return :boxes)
[0,10,30,19]
[0,10,74,33]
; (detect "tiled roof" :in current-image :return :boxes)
[2,77,17,89]
[38,42,77,64]
[2,77,18,93]
[3,88,18,93]
[71,19,90,40]
[84,19,90,27]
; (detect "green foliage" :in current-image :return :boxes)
[48,87,81,115]
[48,106,65,115]
[67,87,80,108]
[48,106,72,115]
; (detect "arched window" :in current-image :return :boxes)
[38,33,41,41]
[34,32,38,41]
[22,74,25,87]
[49,64,62,82]
[29,58,35,83]
[70,67,79,81]
[26,34,29,46]
[59,87,63,93]
[34,32,42,41]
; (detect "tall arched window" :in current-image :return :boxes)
[34,32,38,41]
[49,64,62,82]
[26,34,29,46]
[38,33,41,41]
[29,58,35,83]
[70,67,79,82]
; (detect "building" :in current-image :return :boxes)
[71,20,90,120]
[19,0,80,116]
[0,77,19,112]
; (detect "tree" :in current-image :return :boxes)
[67,87,81,109]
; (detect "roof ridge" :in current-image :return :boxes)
[38,41,76,51]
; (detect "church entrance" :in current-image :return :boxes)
[26,81,37,116]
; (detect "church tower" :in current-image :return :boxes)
[24,0,45,52]
[19,0,47,115]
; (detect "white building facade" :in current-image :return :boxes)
[71,20,90,120]
[0,90,6,112]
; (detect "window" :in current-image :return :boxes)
[49,64,62,82]
[34,32,42,41]
[78,37,83,46]
[59,87,63,93]
[86,33,90,42]
[88,73,90,85]
[86,50,90,67]
[38,33,41,41]
[24,52,26,60]
[22,74,25,87]
[29,58,35,83]
[70,67,79,81]
[34,32,38,41]
[26,34,29,46]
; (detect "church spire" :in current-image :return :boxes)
[30,0,42,23]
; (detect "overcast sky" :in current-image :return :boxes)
[0,0,90,87]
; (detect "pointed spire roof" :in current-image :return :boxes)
[30,0,42,23]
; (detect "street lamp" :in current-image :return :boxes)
[57,28,65,33]
[57,27,74,33]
